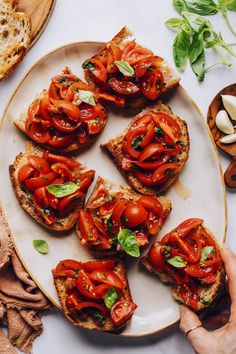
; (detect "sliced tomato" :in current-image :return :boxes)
[122,203,148,228]
[24,172,58,191]
[134,231,149,246]
[135,170,160,186]
[106,43,122,73]
[152,163,181,183]
[48,83,61,99]
[121,40,136,60]
[89,270,125,289]
[50,99,81,122]
[55,260,83,274]
[76,270,99,300]
[83,59,107,83]
[98,93,125,107]
[65,277,76,295]
[135,56,163,78]
[43,152,81,169]
[181,285,199,309]
[50,163,73,181]
[86,112,106,135]
[34,204,56,225]
[51,74,78,85]
[148,243,166,272]
[139,144,164,161]
[138,196,163,215]
[28,100,40,120]
[112,199,130,224]
[52,115,80,133]
[57,189,83,218]
[152,113,181,140]
[123,125,147,159]
[200,273,217,285]
[86,185,109,209]
[18,164,35,184]
[78,210,99,242]
[94,283,110,298]
[122,157,166,171]
[78,170,95,193]
[66,81,91,102]
[184,264,215,278]
[139,123,155,148]
[110,300,137,326]
[176,218,204,238]
[109,77,140,95]
[141,69,163,100]
[132,114,152,127]
[94,235,112,250]
[33,187,49,208]
[47,191,59,209]
[25,119,51,144]
[28,155,51,174]
[74,301,107,318]
[48,132,76,148]
[39,93,51,118]
[82,260,115,273]
[168,232,198,263]
[124,47,153,66]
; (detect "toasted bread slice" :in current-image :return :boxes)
[0,0,31,81]
[101,103,189,195]
[83,26,180,110]
[53,258,136,331]
[142,221,225,312]
[9,141,94,232]
[76,176,172,255]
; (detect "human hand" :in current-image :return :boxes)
[179,244,236,354]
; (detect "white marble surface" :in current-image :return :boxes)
[0,0,235,353]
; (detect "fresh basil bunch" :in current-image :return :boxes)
[166,0,236,81]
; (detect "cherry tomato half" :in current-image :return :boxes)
[122,203,148,228]
[141,69,163,101]
[78,210,99,242]
[109,77,140,95]
[110,300,137,326]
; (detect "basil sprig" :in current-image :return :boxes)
[201,246,214,260]
[117,229,140,257]
[167,255,187,268]
[114,61,135,76]
[104,287,118,309]
[46,182,78,198]
[33,240,49,254]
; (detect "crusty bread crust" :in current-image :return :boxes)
[101,103,190,196]
[0,0,31,81]
[83,26,180,110]
[9,142,89,232]
[142,225,225,312]
[76,176,172,255]
[53,258,134,331]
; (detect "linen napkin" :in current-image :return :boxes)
[0,209,50,353]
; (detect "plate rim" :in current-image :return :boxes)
[0,41,228,337]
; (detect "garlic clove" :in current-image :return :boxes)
[220,133,236,144]
[215,110,234,134]
[221,95,236,121]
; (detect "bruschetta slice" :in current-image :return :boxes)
[9,142,95,231]
[101,103,189,195]
[76,177,171,255]
[142,218,225,311]
[53,258,137,331]
[83,26,180,110]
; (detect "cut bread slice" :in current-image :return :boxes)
[9,141,94,232]
[142,219,225,312]
[53,258,136,331]
[76,176,172,255]
[0,0,31,80]
[101,103,189,196]
[83,26,180,110]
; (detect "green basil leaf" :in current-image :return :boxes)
[189,32,204,64]
[173,0,186,13]
[104,287,118,309]
[173,30,191,71]
[114,61,134,77]
[184,0,218,15]
[201,246,214,260]
[117,229,140,257]
[33,240,49,254]
[191,50,205,81]
[77,90,95,106]
[225,0,236,10]
[167,256,187,268]
[46,182,78,198]
[165,18,184,31]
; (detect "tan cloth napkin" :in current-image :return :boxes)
[0,210,50,353]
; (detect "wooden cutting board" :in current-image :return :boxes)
[17,0,56,49]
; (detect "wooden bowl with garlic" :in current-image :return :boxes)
[207,83,236,189]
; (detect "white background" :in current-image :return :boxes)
[0,1,236,353]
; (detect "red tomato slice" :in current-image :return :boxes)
[112,199,130,224]
[106,43,122,73]
[94,235,112,250]
[51,74,78,85]
[43,152,81,169]
[28,100,40,120]
[135,170,160,187]
[122,157,166,171]
[48,83,61,99]
[50,99,81,122]
[110,300,137,326]
[33,187,49,208]
[76,270,100,300]
[176,218,204,238]
[89,270,125,289]
[134,231,149,246]
[57,189,83,218]
[124,47,153,66]
[28,155,51,174]
[86,185,109,209]
[152,112,182,140]
[77,125,88,145]
[139,143,164,161]
[139,123,155,148]
[83,58,107,83]
[141,69,163,100]
[184,264,215,278]
[78,170,95,193]
[123,125,147,159]
[138,196,163,215]
[47,132,76,148]
[181,285,199,309]
[50,163,73,181]
[46,190,59,209]
[152,163,181,183]
[24,172,58,191]
[52,115,80,133]
[39,93,51,118]
[148,243,166,272]
[55,259,83,274]
[82,260,115,272]
[109,77,140,95]
[98,93,125,107]
[65,277,76,295]
[74,301,107,318]
[168,232,198,263]
[122,203,148,228]
[25,119,51,144]
[34,203,56,225]
[78,210,99,242]
[86,116,105,135]
[66,81,91,102]
[18,164,35,184]
[94,283,110,298]
[135,56,163,78]
[121,40,136,60]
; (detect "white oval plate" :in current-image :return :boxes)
[0,42,227,337]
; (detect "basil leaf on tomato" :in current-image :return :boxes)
[77,90,96,106]
[46,182,78,198]
[114,61,135,77]
[33,239,49,254]
[104,287,118,309]
[117,229,140,257]
[201,246,214,261]
[167,256,187,268]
